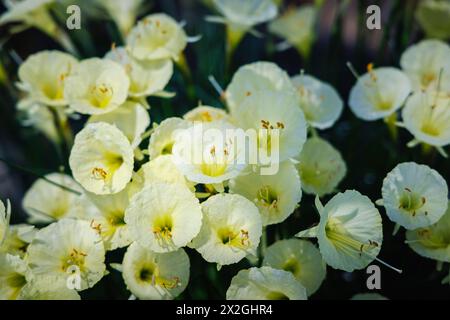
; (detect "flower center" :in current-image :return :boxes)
[259,120,283,153]
[62,248,87,272]
[89,84,114,108]
[153,215,174,241]
[282,257,300,275]
[256,185,279,211]
[398,188,427,216]
[217,227,250,249]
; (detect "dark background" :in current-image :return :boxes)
[0,0,449,299]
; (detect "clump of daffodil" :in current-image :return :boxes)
[1,224,36,258]
[86,187,132,251]
[269,4,317,58]
[22,173,83,224]
[351,293,388,300]
[296,190,398,273]
[226,266,307,300]
[400,39,450,93]
[349,65,411,121]
[209,0,277,56]
[0,253,29,300]
[130,155,194,196]
[69,122,134,195]
[126,13,187,62]
[172,121,246,184]
[405,201,450,263]
[291,73,343,129]
[381,162,448,230]
[225,61,297,114]
[122,242,190,300]
[125,182,202,253]
[402,91,450,155]
[105,46,173,99]
[64,58,130,115]
[97,0,144,36]
[229,161,301,226]
[17,50,78,107]
[0,199,11,245]
[295,136,347,197]
[27,218,106,290]
[263,239,326,296]
[232,89,307,162]
[88,101,150,149]
[416,0,450,41]
[191,193,262,266]
[148,117,189,160]
[183,105,230,124]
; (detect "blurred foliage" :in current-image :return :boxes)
[0,0,449,299]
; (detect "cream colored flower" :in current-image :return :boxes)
[400,39,450,93]
[212,0,277,31]
[191,194,262,266]
[22,173,83,224]
[0,199,11,245]
[88,101,150,149]
[1,224,36,258]
[382,162,448,230]
[226,266,307,300]
[263,239,325,296]
[172,121,246,184]
[86,187,132,251]
[97,0,143,36]
[183,105,230,123]
[229,161,301,226]
[269,5,317,57]
[416,0,450,40]
[27,218,106,290]
[349,66,411,121]
[402,91,450,148]
[105,46,173,98]
[405,202,450,263]
[122,242,189,300]
[0,253,29,300]
[233,90,307,162]
[295,136,347,197]
[64,58,130,115]
[69,122,135,195]
[126,13,187,61]
[125,182,202,253]
[148,117,189,160]
[296,190,384,272]
[17,50,77,107]
[225,61,297,113]
[291,74,343,129]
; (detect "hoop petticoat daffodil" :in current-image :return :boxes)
[381,162,448,230]
[126,13,187,62]
[229,160,301,226]
[190,193,262,266]
[400,39,450,93]
[17,50,78,107]
[69,122,135,195]
[297,190,401,273]
[64,58,130,115]
[349,66,411,121]
[148,117,190,160]
[226,266,307,300]
[27,219,106,291]
[0,253,29,300]
[122,242,190,300]
[125,182,202,253]
[263,239,326,296]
